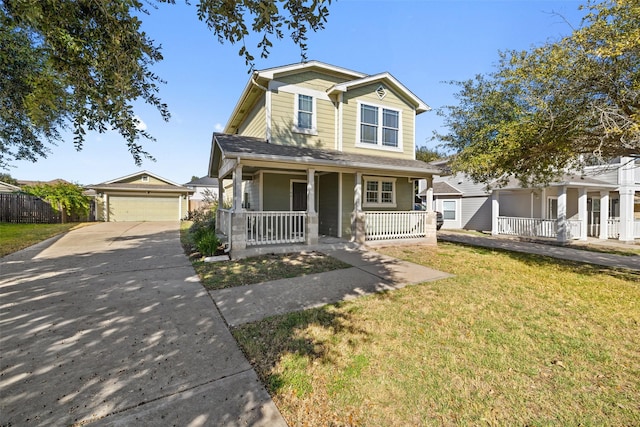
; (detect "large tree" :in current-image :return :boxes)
[0,0,332,168]
[436,0,639,187]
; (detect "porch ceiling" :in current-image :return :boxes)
[209,133,443,178]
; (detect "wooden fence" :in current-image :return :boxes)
[0,193,61,224]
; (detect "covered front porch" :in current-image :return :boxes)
[491,181,640,243]
[209,134,441,258]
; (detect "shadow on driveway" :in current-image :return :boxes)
[0,222,284,427]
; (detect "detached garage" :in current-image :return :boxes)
[89,171,193,222]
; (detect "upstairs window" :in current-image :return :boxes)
[358,103,401,149]
[293,94,317,135]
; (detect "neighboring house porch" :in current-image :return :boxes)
[209,134,441,258]
[429,158,639,243]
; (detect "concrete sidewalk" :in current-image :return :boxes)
[438,230,640,271]
[0,222,286,427]
[210,247,453,327]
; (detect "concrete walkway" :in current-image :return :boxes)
[211,248,452,327]
[0,222,286,427]
[437,230,640,271]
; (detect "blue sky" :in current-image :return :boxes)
[10,0,586,185]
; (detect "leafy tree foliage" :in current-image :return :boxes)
[415,146,446,163]
[0,173,19,185]
[436,0,639,186]
[1,0,332,168]
[22,181,91,221]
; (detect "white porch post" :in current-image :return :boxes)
[557,186,568,243]
[218,179,224,209]
[352,172,365,244]
[306,168,318,245]
[541,188,547,219]
[426,177,434,212]
[233,164,243,212]
[578,188,588,241]
[491,190,499,235]
[599,191,609,240]
[231,163,246,252]
[618,157,635,242]
[619,188,635,242]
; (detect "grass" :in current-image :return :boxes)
[0,222,87,257]
[193,252,352,290]
[232,242,640,426]
[180,221,352,290]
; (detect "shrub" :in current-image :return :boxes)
[188,207,219,256]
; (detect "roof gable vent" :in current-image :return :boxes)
[376,85,387,100]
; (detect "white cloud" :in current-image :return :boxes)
[214,123,224,132]
[134,115,147,131]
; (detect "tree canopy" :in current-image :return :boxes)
[22,181,90,220]
[436,0,639,186]
[0,0,332,168]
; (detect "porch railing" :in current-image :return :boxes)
[364,211,429,241]
[607,218,640,239]
[218,209,232,238]
[497,216,556,238]
[497,216,582,240]
[246,211,306,246]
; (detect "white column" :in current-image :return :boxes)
[218,180,224,209]
[103,193,108,222]
[491,190,499,235]
[599,191,609,240]
[307,169,316,214]
[426,177,434,212]
[618,157,635,242]
[354,172,362,213]
[233,164,243,212]
[578,188,587,240]
[557,186,567,242]
[541,188,547,218]
[619,188,635,242]
[178,194,183,221]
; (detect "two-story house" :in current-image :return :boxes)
[208,61,442,258]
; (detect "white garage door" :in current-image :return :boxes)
[109,195,179,221]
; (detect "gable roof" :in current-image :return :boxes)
[225,60,430,133]
[210,133,443,177]
[185,176,219,186]
[0,181,21,192]
[327,72,430,114]
[433,182,463,195]
[89,171,193,194]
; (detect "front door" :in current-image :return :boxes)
[292,181,307,211]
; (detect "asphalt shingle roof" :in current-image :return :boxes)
[213,133,443,174]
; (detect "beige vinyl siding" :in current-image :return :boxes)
[276,71,351,91]
[237,94,266,138]
[270,91,335,149]
[341,84,415,160]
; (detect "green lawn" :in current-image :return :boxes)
[0,222,86,257]
[233,242,640,426]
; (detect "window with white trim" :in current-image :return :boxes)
[357,102,401,149]
[293,94,317,134]
[442,200,456,220]
[364,177,396,207]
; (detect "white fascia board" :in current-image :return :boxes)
[103,170,182,187]
[327,72,431,113]
[257,60,366,80]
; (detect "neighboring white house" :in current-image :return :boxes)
[184,176,219,212]
[0,181,21,193]
[421,157,640,243]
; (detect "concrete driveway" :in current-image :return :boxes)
[0,222,285,426]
